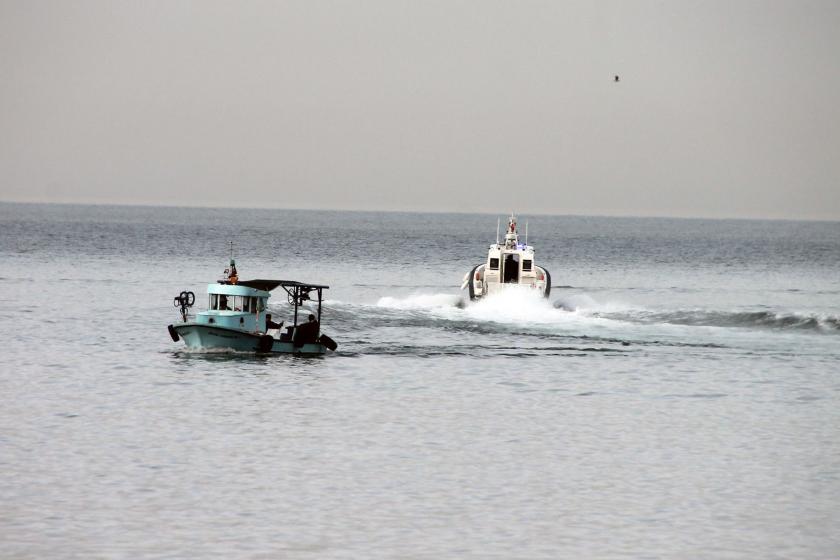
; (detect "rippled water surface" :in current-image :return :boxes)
[2,203,839,559]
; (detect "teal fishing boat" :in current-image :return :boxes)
[168,254,337,355]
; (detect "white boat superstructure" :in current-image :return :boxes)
[461,214,551,300]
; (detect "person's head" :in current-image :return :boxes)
[308,314,316,322]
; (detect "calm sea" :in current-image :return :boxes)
[2,202,839,559]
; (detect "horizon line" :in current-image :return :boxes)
[0,198,837,224]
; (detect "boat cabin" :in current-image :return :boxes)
[197,282,272,333]
[481,216,543,294]
[484,245,538,288]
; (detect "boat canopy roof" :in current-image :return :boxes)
[233,279,330,291]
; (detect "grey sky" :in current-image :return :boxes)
[1,1,838,219]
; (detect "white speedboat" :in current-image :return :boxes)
[461,214,551,300]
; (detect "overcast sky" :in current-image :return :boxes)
[1,1,838,219]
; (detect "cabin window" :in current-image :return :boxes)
[522,260,532,271]
[212,295,263,312]
[231,295,256,312]
[489,258,499,270]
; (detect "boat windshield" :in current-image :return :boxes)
[209,295,263,312]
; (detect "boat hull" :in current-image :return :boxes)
[463,265,551,300]
[172,323,327,355]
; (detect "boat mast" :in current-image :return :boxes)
[525,221,528,246]
[496,217,500,245]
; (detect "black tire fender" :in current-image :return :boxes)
[258,334,274,353]
[167,324,180,342]
[319,334,338,351]
[542,268,552,298]
[468,264,479,300]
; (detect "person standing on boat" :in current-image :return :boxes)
[227,259,238,284]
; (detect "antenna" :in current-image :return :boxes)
[525,221,528,246]
[229,240,234,261]
[496,217,500,245]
